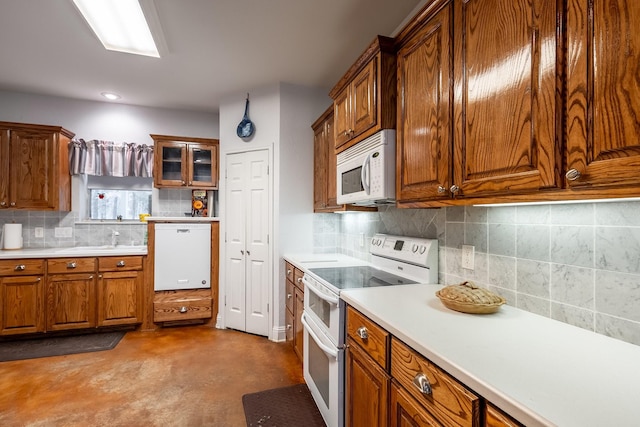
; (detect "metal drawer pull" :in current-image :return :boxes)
[67,262,77,269]
[450,184,460,194]
[116,260,126,267]
[297,277,302,283]
[286,324,292,330]
[179,306,188,313]
[413,373,432,395]
[287,293,292,299]
[14,264,26,271]
[286,269,292,275]
[565,168,582,181]
[437,185,446,194]
[356,326,368,340]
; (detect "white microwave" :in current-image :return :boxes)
[336,129,396,206]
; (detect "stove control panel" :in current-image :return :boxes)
[370,233,438,268]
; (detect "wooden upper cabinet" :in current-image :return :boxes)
[0,121,74,211]
[396,2,452,205]
[452,0,561,199]
[313,107,342,212]
[566,0,640,190]
[152,134,219,189]
[330,35,397,153]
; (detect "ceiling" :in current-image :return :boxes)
[0,0,423,114]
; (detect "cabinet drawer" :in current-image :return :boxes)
[485,403,523,427]
[285,278,294,313]
[0,259,45,276]
[154,289,212,322]
[285,261,295,283]
[293,268,304,290]
[47,257,96,274]
[391,338,480,427]
[98,256,144,272]
[347,306,389,369]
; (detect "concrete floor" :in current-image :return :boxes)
[0,326,304,426]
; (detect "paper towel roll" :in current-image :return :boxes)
[3,223,23,250]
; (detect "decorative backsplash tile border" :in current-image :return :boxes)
[318,201,640,346]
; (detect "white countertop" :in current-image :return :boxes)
[146,216,219,222]
[341,284,640,427]
[0,245,148,259]
[284,253,368,270]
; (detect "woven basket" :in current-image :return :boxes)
[436,281,506,314]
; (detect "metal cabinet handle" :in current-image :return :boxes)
[413,373,432,395]
[116,260,126,267]
[297,277,302,283]
[287,293,292,299]
[286,269,292,275]
[89,275,94,279]
[566,168,582,181]
[437,185,447,194]
[181,180,186,185]
[450,185,460,194]
[0,201,6,206]
[67,262,77,269]
[356,326,369,339]
[179,306,188,313]
[99,275,103,278]
[14,264,26,271]
[10,202,16,206]
[286,324,292,330]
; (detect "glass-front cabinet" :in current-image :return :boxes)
[151,134,219,189]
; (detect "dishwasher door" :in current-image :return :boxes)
[154,223,211,291]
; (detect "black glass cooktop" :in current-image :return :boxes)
[309,266,416,290]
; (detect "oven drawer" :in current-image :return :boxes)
[390,338,480,427]
[347,306,389,370]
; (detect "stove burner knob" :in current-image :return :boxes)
[419,245,426,254]
[412,244,419,253]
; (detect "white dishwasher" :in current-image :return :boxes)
[154,223,211,291]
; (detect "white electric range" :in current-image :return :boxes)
[298,233,438,427]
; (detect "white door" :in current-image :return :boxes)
[224,149,270,336]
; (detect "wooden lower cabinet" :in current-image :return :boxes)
[346,337,390,427]
[285,262,304,362]
[97,256,144,326]
[390,381,441,427]
[0,275,45,335]
[485,403,523,427]
[46,273,96,331]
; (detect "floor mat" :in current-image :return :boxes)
[242,383,326,426]
[0,331,125,362]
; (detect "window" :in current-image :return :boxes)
[84,175,152,220]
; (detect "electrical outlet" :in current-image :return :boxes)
[461,245,475,270]
[34,227,44,238]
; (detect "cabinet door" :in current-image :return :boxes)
[9,128,58,209]
[485,403,523,427]
[97,270,143,326]
[453,0,560,198]
[390,381,441,427]
[0,276,44,335]
[334,87,352,150]
[313,121,328,211]
[188,143,218,188]
[293,286,304,360]
[351,60,377,138]
[566,0,640,189]
[0,128,8,208]
[346,338,390,427]
[155,141,187,187]
[397,4,452,204]
[46,274,96,331]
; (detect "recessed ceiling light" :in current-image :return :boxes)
[72,0,160,58]
[101,92,121,101]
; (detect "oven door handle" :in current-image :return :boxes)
[302,276,339,305]
[301,312,338,359]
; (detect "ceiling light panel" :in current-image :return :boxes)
[72,0,160,58]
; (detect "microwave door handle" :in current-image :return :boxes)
[361,153,372,195]
[301,312,338,359]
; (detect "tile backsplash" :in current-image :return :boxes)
[314,200,640,347]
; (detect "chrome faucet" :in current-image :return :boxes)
[111,230,120,247]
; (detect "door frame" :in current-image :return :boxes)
[218,146,274,339]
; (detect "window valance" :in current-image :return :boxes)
[69,139,154,177]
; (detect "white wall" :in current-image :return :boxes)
[218,82,330,341]
[0,90,218,142]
